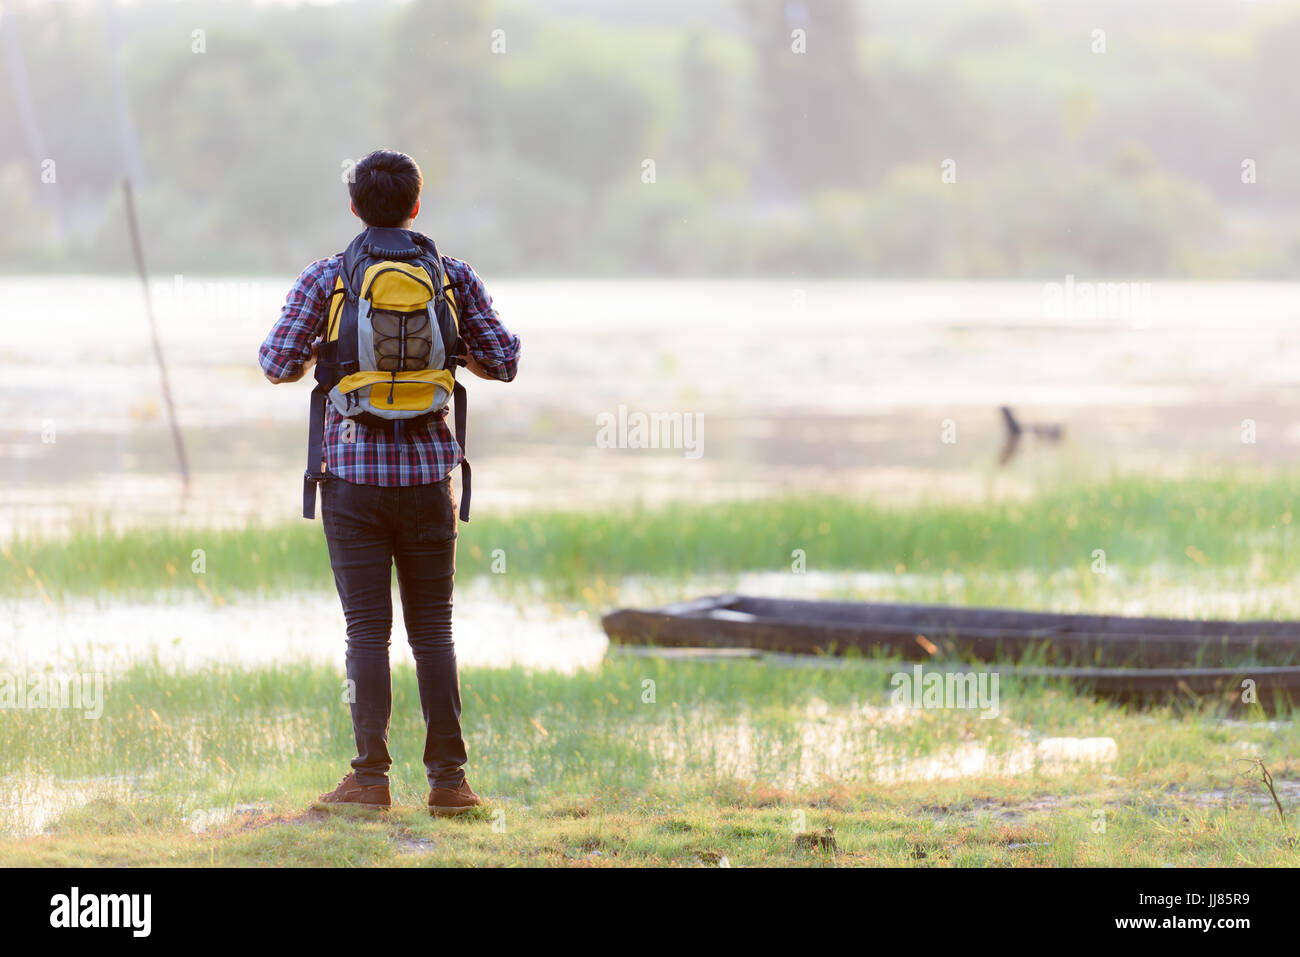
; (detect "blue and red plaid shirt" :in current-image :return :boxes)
[260,252,520,486]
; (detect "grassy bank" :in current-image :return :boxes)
[4,472,1299,865]
[1,656,1297,866]
[3,472,1300,610]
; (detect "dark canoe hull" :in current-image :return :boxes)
[1009,664,1300,708]
[600,594,1300,668]
[609,644,1300,709]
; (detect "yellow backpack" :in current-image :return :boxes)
[302,226,471,521]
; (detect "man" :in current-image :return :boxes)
[259,149,520,815]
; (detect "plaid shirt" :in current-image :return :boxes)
[260,252,520,486]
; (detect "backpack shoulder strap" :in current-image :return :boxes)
[338,232,371,297]
[412,235,471,522]
[302,382,328,519]
[304,244,362,521]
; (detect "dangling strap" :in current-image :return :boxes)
[302,383,328,519]
[453,380,471,522]
[393,418,404,475]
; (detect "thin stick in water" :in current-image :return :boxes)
[122,177,191,495]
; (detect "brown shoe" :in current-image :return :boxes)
[315,772,391,810]
[428,779,483,816]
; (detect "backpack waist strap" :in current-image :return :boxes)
[302,383,328,520]
[453,380,470,522]
[302,381,470,522]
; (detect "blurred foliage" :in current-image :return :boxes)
[0,0,1295,277]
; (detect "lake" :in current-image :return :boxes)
[3,277,1299,535]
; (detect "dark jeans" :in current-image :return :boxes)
[320,474,466,789]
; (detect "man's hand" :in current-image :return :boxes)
[265,341,318,384]
[457,350,497,381]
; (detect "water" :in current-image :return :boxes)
[0,580,608,675]
[4,278,1300,534]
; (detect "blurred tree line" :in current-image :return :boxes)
[0,0,1297,278]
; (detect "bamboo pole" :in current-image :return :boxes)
[122,178,191,496]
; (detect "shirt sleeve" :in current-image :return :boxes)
[445,258,521,382]
[259,258,333,380]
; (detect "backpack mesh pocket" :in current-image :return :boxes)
[371,309,433,372]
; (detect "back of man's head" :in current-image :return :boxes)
[349,150,423,228]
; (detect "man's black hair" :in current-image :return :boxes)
[348,150,423,228]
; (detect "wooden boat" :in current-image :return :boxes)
[600,594,1300,668]
[1008,663,1300,702]
[601,595,1300,707]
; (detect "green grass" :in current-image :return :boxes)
[1,656,1297,866]
[4,471,1300,612]
[5,471,1300,865]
